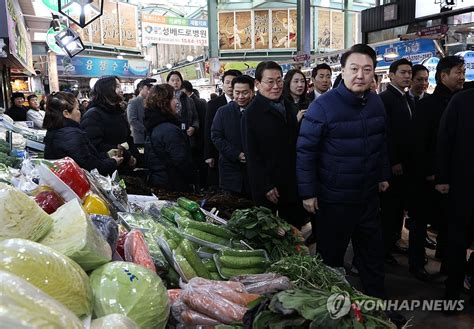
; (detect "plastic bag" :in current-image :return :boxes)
[0,270,83,328]
[33,185,65,214]
[90,214,119,250]
[40,199,112,271]
[50,157,90,199]
[124,229,156,273]
[229,273,292,294]
[91,314,139,329]
[0,183,52,241]
[0,239,92,317]
[116,229,128,259]
[84,193,110,216]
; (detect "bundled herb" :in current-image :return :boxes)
[227,207,307,261]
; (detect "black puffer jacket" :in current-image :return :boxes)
[144,107,194,192]
[44,119,117,176]
[81,103,142,171]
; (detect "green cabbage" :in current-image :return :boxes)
[40,199,112,271]
[0,183,52,241]
[91,314,139,329]
[0,270,83,328]
[0,238,92,317]
[90,261,169,329]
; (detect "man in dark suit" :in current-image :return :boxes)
[411,56,465,280]
[308,63,332,102]
[211,75,254,197]
[204,69,242,190]
[408,64,429,103]
[379,58,414,265]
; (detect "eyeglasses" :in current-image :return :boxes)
[262,79,284,88]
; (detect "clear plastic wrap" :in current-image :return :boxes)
[90,314,139,329]
[0,239,92,317]
[33,185,65,214]
[0,182,52,241]
[40,199,112,271]
[50,157,90,199]
[124,229,157,273]
[0,270,84,328]
[90,214,119,250]
[229,273,292,294]
[90,261,170,329]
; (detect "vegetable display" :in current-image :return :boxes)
[40,199,112,271]
[90,261,170,329]
[0,183,52,241]
[0,270,84,328]
[0,239,92,317]
[226,207,308,261]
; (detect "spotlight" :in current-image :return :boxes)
[55,27,85,58]
[58,0,104,28]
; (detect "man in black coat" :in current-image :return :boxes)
[5,92,28,121]
[435,84,474,303]
[379,58,414,264]
[242,61,304,226]
[410,56,465,280]
[211,75,254,197]
[307,63,332,102]
[204,69,242,189]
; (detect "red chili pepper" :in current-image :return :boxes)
[351,303,363,322]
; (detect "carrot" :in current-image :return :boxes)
[167,289,181,306]
[214,289,261,306]
[187,277,246,293]
[182,288,247,324]
[181,309,221,326]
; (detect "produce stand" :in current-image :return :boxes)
[0,156,396,329]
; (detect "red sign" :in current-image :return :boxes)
[293,54,311,62]
[417,25,448,36]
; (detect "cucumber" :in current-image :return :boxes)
[164,267,180,288]
[219,255,269,269]
[177,197,200,212]
[161,206,178,222]
[219,267,265,278]
[210,272,222,280]
[192,209,206,222]
[171,206,193,219]
[180,218,235,239]
[178,240,211,279]
[203,258,218,272]
[220,248,267,258]
[183,228,229,245]
[174,253,197,280]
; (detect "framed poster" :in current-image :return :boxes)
[271,10,289,49]
[219,12,235,50]
[254,10,269,49]
[235,12,252,49]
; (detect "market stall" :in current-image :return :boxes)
[0,138,396,328]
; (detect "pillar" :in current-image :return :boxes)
[47,51,59,92]
[297,0,311,55]
[207,0,219,84]
[344,0,354,49]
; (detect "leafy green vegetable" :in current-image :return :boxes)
[40,199,112,271]
[90,261,170,329]
[0,152,21,168]
[0,270,84,328]
[91,314,139,329]
[0,183,53,242]
[227,207,307,261]
[0,140,10,154]
[0,239,92,317]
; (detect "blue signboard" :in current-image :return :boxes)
[375,39,437,68]
[57,56,149,78]
[456,51,474,82]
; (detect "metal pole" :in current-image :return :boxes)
[297,0,311,55]
[208,0,219,84]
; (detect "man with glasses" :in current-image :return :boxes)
[296,44,396,311]
[211,75,254,197]
[242,61,304,227]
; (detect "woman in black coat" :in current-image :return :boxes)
[43,92,123,176]
[283,69,310,124]
[81,76,142,174]
[144,84,195,192]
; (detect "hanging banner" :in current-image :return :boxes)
[141,13,208,46]
[416,0,474,19]
[456,51,474,82]
[56,55,149,78]
[374,39,437,68]
[5,0,33,72]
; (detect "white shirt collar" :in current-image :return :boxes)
[408,89,424,99]
[390,83,406,96]
[314,89,322,99]
[225,94,232,104]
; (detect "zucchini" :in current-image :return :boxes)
[220,248,267,258]
[183,228,229,245]
[219,255,269,269]
[178,240,211,279]
[180,218,235,239]
[174,253,197,280]
[161,206,177,222]
[192,209,206,222]
[171,206,193,219]
[203,258,218,272]
[177,197,200,212]
[220,267,265,278]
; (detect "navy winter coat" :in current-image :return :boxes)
[296,82,390,203]
[44,119,117,176]
[144,108,194,192]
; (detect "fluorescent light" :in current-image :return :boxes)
[186,55,194,61]
[166,63,172,69]
[33,32,47,41]
[117,55,124,59]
